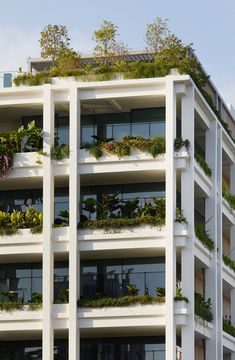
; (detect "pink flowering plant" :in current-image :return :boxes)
[0,141,14,178]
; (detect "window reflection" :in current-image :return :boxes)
[81,108,165,144]
[80,258,165,299]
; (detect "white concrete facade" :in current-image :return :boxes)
[0,74,234,359]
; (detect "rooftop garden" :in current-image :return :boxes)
[12,19,235,143]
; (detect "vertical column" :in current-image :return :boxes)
[165,77,177,360]
[205,120,221,359]
[230,163,235,360]
[181,84,195,359]
[42,84,54,360]
[69,85,80,360]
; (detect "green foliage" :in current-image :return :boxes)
[0,121,43,178]
[93,20,118,59]
[120,198,140,219]
[0,208,43,236]
[78,215,165,232]
[194,151,212,177]
[174,138,190,152]
[51,144,69,160]
[174,287,189,303]
[195,223,214,251]
[222,181,235,210]
[223,255,235,273]
[126,284,139,296]
[145,17,169,52]
[195,292,213,322]
[57,209,69,226]
[223,319,235,337]
[156,287,165,297]
[39,24,71,64]
[78,295,165,308]
[0,299,42,312]
[83,136,165,160]
[59,289,69,303]
[175,208,187,224]
[31,293,42,303]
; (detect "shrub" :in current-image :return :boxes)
[175,208,187,224]
[174,138,190,152]
[77,295,165,308]
[51,144,69,160]
[194,152,212,177]
[223,319,235,337]
[0,208,43,236]
[222,181,235,211]
[223,255,235,273]
[195,223,214,251]
[195,292,213,322]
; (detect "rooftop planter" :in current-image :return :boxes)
[195,292,213,323]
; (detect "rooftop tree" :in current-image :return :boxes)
[145,17,169,53]
[39,24,71,65]
[93,20,120,63]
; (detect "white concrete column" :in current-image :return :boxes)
[42,84,54,360]
[69,85,80,360]
[181,84,195,359]
[165,77,177,360]
[205,121,222,360]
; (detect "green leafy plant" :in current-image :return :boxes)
[77,294,165,308]
[51,144,69,160]
[0,121,43,178]
[126,284,139,296]
[0,208,43,236]
[223,318,235,337]
[174,287,189,303]
[59,288,69,303]
[174,138,190,152]
[195,223,214,251]
[194,151,212,177]
[222,181,235,211]
[175,208,187,224]
[223,255,235,273]
[57,209,69,226]
[195,292,213,322]
[156,287,165,297]
[79,197,165,231]
[82,136,165,159]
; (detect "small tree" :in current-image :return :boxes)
[93,20,118,60]
[39,24,71,65]
[56,48,81,74]
[145,17,169,53]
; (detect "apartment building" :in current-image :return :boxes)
[0,55,235,360]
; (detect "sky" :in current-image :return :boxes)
[0,0,235,106]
